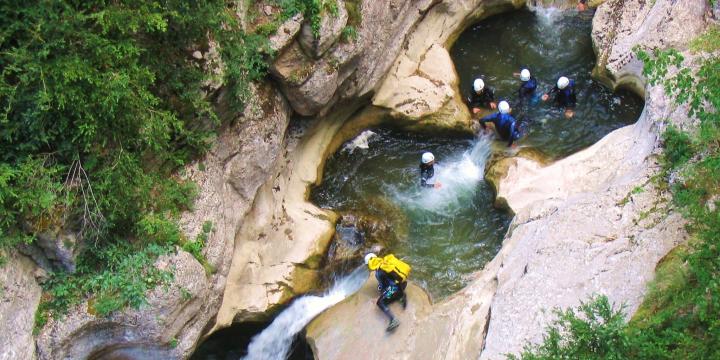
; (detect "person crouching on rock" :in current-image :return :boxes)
[420,152,442,189]
[365,253,411,332]
[479,101,522,148]
[467,78,497,114]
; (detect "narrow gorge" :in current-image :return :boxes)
[0,0,717,359]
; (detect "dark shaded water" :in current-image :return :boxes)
[312,131,511,298]
[312,9,644,299]
[190,322,313,360]
[191,7,646,358]
[452,8,643,158]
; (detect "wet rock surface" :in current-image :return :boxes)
[306,0,708,359]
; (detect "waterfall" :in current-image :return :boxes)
[242,266,368,360]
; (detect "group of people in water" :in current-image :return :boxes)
[418,68,580,190]
[363,0,594,335]
[470,68,579,147]
[367,68,584,331]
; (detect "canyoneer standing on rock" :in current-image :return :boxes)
[467,78,497,114]
[420,152,442,189]
[365,253,411,332]
[479,101,522,148]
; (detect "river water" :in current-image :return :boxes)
[452,8,643,158]
[312,8,643,299]
[191,7,644,359]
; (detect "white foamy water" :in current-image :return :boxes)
[389,134,493,214]
[242,267,367,360]
[343,130,376,153]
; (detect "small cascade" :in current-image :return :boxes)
[242,266,368,360]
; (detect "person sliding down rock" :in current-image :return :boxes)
[466,78,497,114]
[542,76,578,118]
[365,253,411,332]
[420,152,442,189]
[479,101,522,148]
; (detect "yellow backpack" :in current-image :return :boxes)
[369,254,411,282]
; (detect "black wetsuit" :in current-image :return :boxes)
[467,86,495,109]
[480,112,522,147]
[420,163,435,188]
[547,79,577,108]
[375,270,407,321]
[518,76,538,99]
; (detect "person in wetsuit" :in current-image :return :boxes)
[467,78,497,114]
[479,101,522,147]
[365,253,408,332]
[420,152,441,188]
[542,76,577,118]
[516,68,538,99]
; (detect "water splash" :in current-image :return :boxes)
[242,266,368,360]
[389,134,493,215]
[343,130,376,153]
[529,3,565,22]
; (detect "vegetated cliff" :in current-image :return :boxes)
[306,0,712,359]
[0,1,484,359]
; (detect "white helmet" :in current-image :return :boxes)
[473,78,485,92]
[421,152,435,164]
[520,69,531,82]
[498,101,510,114]
[364,253,377,265]
[557,76,570,89]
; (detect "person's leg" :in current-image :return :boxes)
[398,282,408,309]
[376,295,395,321]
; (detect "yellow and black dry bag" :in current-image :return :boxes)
[369,254,411,282]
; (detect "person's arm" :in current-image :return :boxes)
[479,112,496,123]
[542,86,559,101]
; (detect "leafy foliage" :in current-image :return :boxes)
[515,29,720,360]
[0,0,275,326]
[509,296,631,360]
[277,0,339,36]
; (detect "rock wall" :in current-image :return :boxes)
[29,0,484,357]
[211,0,512,331]
[35,84,292,359]
[0,251,42,360]
[480,2,710,357]
[307,1,712,359]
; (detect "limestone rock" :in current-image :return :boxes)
[307,0,705,359]
[484,147,551,209]
[269,13,304,53]
[306,276,433,359]
[0,252,41,360]
[35,84,292,359]
[373,46,453,119]
[270,0,440,117]
[36,251,207,359]
[298,1,348,59]
[592,0,710,90]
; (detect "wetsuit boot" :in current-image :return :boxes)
[387,318,400,332]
